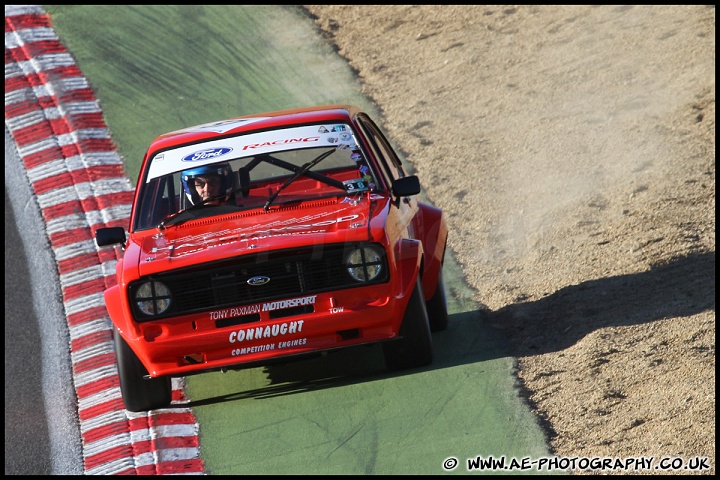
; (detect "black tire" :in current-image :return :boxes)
[383,277,434,371]
[113,329,172,412]
[426,267,449,332]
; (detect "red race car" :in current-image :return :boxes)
[96,105,449,411]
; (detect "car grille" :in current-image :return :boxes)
[130,243,388,322]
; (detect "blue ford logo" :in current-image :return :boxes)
[247,276,270,286]
[182,147,233,162]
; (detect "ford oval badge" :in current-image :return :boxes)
[247,276,270,286]
[182,147,233,162]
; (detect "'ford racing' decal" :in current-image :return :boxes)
[182,147,233,162]
[146,124,359,180]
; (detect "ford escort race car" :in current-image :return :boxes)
[95,104,449,412]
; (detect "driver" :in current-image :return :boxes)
[181,163,233,207]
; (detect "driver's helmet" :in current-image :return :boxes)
[181,163,233,206]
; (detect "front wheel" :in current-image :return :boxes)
[114,329,172,412]
[426,267,449,332]
[383,277,434,371]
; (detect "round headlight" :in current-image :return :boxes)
[345,245,384,282]
[134,280,172,315]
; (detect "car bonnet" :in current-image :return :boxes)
[134,197,377,274]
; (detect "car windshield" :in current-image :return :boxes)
[132,124,379,231]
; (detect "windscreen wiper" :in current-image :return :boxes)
[264,148,336,211]
[158,209,190,230]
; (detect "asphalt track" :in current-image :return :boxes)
[6,5,553,474]
[5,127,83,474]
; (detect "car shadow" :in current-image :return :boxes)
[183,346,390,407]
[184,250,714,407]
[487,250,715,358]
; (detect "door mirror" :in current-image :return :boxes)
[391,175,421,197]
[95,226,126,247]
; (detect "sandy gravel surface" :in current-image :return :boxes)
[304,5,715,474]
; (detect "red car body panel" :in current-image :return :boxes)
[100,104,447,381]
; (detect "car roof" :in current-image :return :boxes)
[147,104,363,153]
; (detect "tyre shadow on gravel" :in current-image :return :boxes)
[488,251,715,357]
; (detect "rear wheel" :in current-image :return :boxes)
[114,329,172,412]
[383,277,434,371]
[426,267,449,332]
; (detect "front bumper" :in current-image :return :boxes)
[125,284,410,377]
